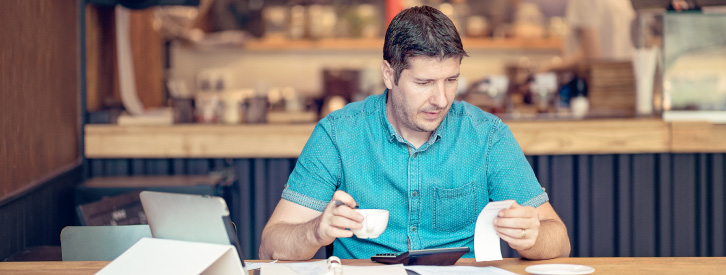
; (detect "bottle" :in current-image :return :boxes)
[570,75,589,119]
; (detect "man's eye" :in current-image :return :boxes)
[447,78,458,83]
[417,82,430,86]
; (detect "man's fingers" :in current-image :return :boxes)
[495,227,516,239]
[496,227,533,239]
[316,190,363,244]
[498,231,536,251]
[330,201,363,222]
[494,216,539,229]
[323,227,354,239]
[331,190,358,209]
[329,215,362,230]
[498,205,535,218]
[317,213,358,244]
[318,226,354,244]
[328,191,363,221]
[497,226,538,251]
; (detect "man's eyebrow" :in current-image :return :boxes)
[413,73,460,82]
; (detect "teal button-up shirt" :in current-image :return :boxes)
[281,90,548,259]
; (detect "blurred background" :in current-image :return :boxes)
[81,0,658,124]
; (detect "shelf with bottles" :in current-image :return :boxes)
[237,36,562,52]
[179,35,562,52]
[178,0,569,52]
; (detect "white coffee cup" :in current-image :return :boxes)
[351,209,389,239]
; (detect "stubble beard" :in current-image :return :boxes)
[392,97,446,133]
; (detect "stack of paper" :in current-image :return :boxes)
[260,261,406,275]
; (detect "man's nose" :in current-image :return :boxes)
[429,81,447,108]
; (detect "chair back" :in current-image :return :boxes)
[60,225,151,261]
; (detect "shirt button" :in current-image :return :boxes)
[411,226,417,232]
[412,153,417,158]
[411,190,418,197]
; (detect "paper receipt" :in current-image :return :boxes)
[474,200,515,262]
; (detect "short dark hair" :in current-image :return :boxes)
[383,6,468,85]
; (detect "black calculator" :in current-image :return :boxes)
[371,247,469,266]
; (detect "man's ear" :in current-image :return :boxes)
[381,60,394,89]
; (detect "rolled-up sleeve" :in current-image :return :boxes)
[485,121,548,207]
[282,119,342,212]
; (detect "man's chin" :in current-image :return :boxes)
[415,120,443,133]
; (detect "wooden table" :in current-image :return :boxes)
[1,257,725,275]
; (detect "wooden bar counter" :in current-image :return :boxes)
[2,257,726,275]
[84,118,726,158]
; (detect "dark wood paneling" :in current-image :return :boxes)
[0,167,82,260]
[105,159,128,176]
[698,154,708,256]
[131,159,145,175]
[236,160,255,259]
[712,154,724,256]
[0,201,24,260]
[0,0,80,200]
[672,154,697,256]
[252,159,268,258]
[632,154,656,256]
[616,155,631,256]
[550,155,575,255]
[657,153,673,256]
[591,155,615,257]
[188,159,211,174]
[89,159,103,178]
[145,159,169,175]
[576,155,591,256]
[171,159,186,174]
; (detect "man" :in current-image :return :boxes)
[259,6,570,260]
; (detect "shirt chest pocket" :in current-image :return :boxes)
[432,181,477,232]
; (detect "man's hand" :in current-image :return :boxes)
[492,201,570,259]
[672,0,690,11]
[312,190,364,247]
[494,202,540,251]
[260,190,365,260]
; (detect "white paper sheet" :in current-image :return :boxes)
[260,261,326,275]
[259,261,407,275]
[245,260,276,270]
[474,200,515,262]
[259,263,306,275]
[95,238,244,275]
[342,264,407,275]
[405,265,518,275]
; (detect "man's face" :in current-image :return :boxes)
[382,56,460,137]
